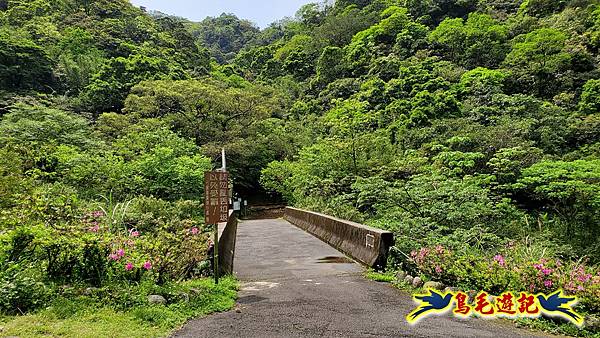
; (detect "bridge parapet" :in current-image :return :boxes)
[218,210,238,276]
[284,207,394,270]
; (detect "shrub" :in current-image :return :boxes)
[0,265,52,314]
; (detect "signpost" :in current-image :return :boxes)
[204,169,229,284]
[204,171,229,224]
[205,149,229,284]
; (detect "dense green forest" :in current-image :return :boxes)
[1,0,600,335]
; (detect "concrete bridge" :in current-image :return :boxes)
[173,213,553,338]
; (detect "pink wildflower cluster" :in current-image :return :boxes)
[531,259,556,291]
[493,254,506,267]
[88,222,100,233]
[564,265,595,293]
[411,247,431,265]
[123,261,152,271]
[109,248,126,261]
[410,245,451,277]
[129,228,140,237]
[83,210,105,232]
[92,210,104,218]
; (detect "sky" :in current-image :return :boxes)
[129,0,315,28]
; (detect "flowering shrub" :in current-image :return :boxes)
[408,244,600,311]
[0,193,213,315]
[410,245,453,280]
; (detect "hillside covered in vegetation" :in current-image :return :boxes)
[1,0,600,335]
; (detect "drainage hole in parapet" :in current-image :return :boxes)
[316,256,354,264]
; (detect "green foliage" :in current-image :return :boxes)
[503,28,572,97]
[0,277,238,337]
[189,13,260,64]
[458,67,509,100]
[0,104,95,149]
[514,160,600,256]
[0,265,52,314]
[55,27,105,93]
[315,46,347,86]
[579,79,600,115]
[364,270,396,282]
[0,31,54,91]
[83,50,188,114]
[346,6,426,73]
[124,78,288,192]
[430,13,508,68]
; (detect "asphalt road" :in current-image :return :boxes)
[173,218,554,338]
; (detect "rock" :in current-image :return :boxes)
[412,277,423,288]
[396,270,407,281]
[235,306,242,313]
[83,287,97,296]
[585,315,600,331]
[404,275,414,285]
[423,281,444,290]
[444,286,459,293]
[179,292,190,303]
[148,295,167,305]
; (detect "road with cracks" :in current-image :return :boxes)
[174,218,556,338]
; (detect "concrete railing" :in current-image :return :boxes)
[218,211,238,276]
[284,207,394,270]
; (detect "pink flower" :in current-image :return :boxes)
[125,262,133,271]
[494,254,506,267]
[542,268,553,276]
[117,249,125,258]
[435,245,444,254]
[544,280,553,288]
[533,263,544,270]
[129,229,140,237]
[577,285,585,292]
[435,265,443,274]
[578,274,592,283]
[92,211,104,218]
[143,261,152,270]
[108,253,120,261]
[89,225,100,232]
[190,227,199,235]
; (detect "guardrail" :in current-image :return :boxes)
[218,211,238,276]
[284,207,394,270]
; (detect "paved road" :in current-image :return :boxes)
[174,218,553,338]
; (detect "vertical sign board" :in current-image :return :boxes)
[204,171,229,284]
[204,171,229,224]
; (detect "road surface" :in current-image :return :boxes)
[174,218,554,338]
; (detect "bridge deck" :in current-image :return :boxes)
[174,218,552,338]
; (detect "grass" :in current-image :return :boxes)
[514,317,600,338]
[364,270,396,283]
[0,277,238,338]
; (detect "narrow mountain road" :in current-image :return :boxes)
[174,218,555,338]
